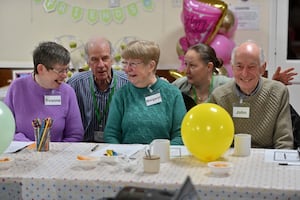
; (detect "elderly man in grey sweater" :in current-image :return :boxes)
[210,40,293,149]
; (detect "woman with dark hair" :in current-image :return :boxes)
[173,43,230,109]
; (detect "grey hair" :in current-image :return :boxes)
[231,40,265,65]
[33,41,70,74]
[121,40,160,67]
[84,37,113,61]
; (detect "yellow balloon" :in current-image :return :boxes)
[181,103,234,162]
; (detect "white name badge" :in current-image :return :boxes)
[94,130,104,143]
[233,106,250,118]
[145,92,162,106]
[44,95,62,105]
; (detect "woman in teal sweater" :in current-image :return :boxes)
[104,40,186,145]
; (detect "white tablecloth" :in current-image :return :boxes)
[0,143,300,200]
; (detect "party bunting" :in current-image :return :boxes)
[143,0,154,11]
[127,3,138,17]
[43,0,56,12]
[56,1,68,15]
[101,9,113,25]
[72,6,83,22]
[35,0,154,25]
[113,7,125,24]
[87,9,99,25]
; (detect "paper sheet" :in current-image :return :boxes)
[264,149,300,163]
[89,144,145,158]
[4,141,34,153]
[170,145,190,157]
[88,144,190,159]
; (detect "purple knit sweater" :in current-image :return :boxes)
[4,75,84,142]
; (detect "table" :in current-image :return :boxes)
[0,143,300,200]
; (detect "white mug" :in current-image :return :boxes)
[234,133,251,156]
[150,139,170,163]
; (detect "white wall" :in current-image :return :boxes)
[4,1,298,110]
[0,0,271,69]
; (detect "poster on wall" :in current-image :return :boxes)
[231,4,260,30]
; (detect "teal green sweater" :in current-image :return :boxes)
[104,78,186,145]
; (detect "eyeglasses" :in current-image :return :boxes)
[121,61,143,68]
[50,67,70,75]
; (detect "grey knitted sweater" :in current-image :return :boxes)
[210,78,293,149]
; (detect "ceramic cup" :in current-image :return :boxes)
[150,139,170,163]
[143,155,160,173]
[234,133,251,156]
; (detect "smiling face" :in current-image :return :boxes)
[232,42,266,95]
[36,63,69,89]
[32,41,71,89]
[122,59,156,88]
[121,40,159,88]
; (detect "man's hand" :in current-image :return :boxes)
[272,66,298,85]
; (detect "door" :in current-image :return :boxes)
[270,0,300,113]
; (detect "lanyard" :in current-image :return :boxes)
[89,76,116,125]
[192,75,214,103]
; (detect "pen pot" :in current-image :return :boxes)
[35,128,51,152]
[143,155,160,173]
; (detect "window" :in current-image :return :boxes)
[12,70,32,79]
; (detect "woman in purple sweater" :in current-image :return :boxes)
[4,41,84,142]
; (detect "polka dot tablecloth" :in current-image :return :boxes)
[0,143,300,200]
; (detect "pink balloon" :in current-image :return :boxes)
[224,63,233,77]
[179,37,189,52]
[210,34,235,64]
[182,0,223,46]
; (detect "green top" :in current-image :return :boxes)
[104,78,186,145]
[172,75,231,103]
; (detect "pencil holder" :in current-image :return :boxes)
[32,117,53,152]
[34,128,50,152]
[143,155,160,173]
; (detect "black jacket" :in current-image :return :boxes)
[290,104,300,149]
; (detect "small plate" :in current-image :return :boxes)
[0,157,14,170]
[207,161,233,176]
[75,155,100,169]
